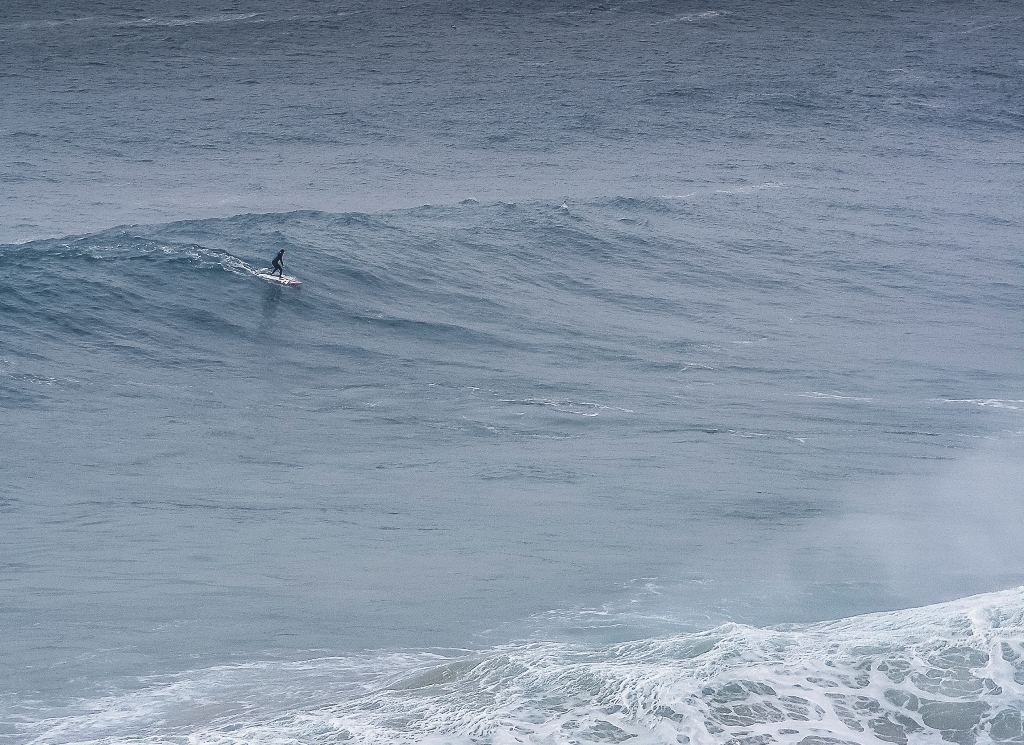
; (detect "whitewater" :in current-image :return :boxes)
[2,2,1023,744]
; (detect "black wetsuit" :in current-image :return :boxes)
[271,250,284,277]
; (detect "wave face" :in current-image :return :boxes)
[2,198,1024,745]
[3,1,1024,742]
[13,590,1024,745]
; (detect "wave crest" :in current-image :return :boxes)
[17,589,1024,745]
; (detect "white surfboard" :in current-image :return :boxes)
[257,270,302,286]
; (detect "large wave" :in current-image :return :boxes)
[4,202,1024,744]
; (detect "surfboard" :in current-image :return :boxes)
[257,270,302,286]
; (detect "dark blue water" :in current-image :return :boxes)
[2,2,1024,743]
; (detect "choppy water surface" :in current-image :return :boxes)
[2,1,1023,744]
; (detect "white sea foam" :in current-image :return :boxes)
[800,392,874,402]
[940,400,1024,411]
[17,590,1024,745]
[120,13,260,28]
[652,11,723,26]
[497,398,635,417]
[713,183,786,196]
[3,1,1024,738]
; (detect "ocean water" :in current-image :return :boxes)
[2,2,1024,744]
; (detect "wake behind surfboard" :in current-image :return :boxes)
[256,270,302,286]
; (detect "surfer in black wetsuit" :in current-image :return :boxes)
[271,249,285,277]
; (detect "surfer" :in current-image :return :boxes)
[270,249,285,277]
